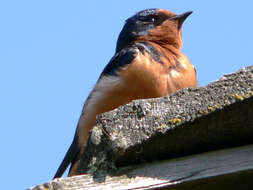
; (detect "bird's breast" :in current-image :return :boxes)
[119,49,197,98]
[165,54,197,91]
[119,51,170,99]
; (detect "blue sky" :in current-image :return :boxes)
[1,1,252,189]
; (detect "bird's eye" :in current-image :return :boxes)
[150,17,156,22]
[139,15,156,23]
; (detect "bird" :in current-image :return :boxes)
[54,8,198,178]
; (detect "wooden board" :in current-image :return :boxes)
[30,144,253,190]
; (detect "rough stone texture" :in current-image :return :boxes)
[28,66,253,189]
[76,65,253,176]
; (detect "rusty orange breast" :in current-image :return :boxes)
[119,46,197,99]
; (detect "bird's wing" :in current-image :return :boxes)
[54,136,79,178]
[99,46,138,78]
[53,46,139,179]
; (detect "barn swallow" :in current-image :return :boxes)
[54,8,197,178]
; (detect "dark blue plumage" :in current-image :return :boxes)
[101,47,137,77]
[101,42,162,77]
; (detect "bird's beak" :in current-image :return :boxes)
[170,11,193,27]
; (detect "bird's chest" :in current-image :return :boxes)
[119,51,197,98]
[119,52,170,98]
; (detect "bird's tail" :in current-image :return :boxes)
[53,138,80,178]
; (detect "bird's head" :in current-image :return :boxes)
[116,9,192,52]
